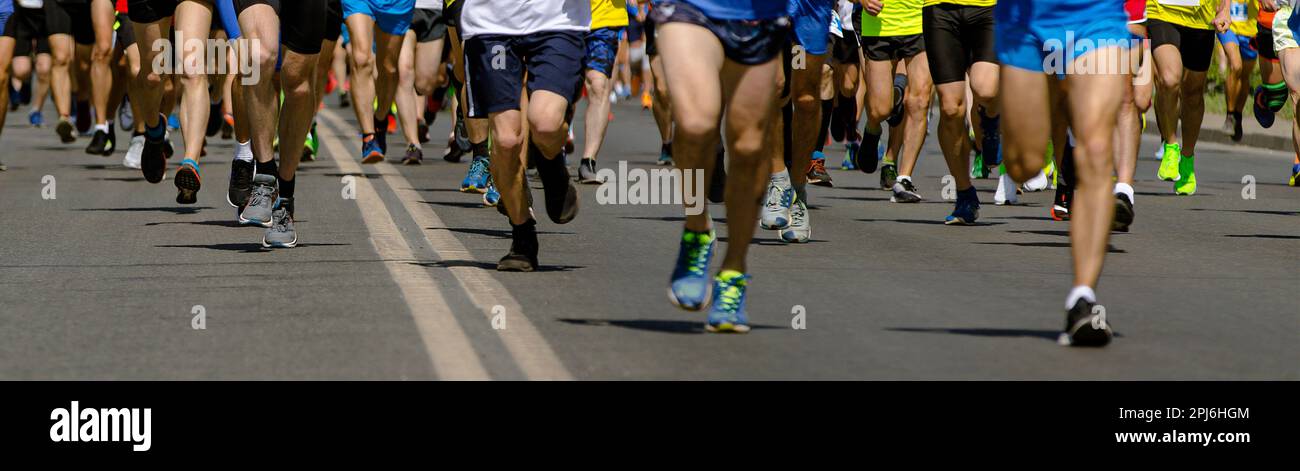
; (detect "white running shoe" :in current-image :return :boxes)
[994,171,1018,205]
[123,135,144,169]
[1024,169,1049,192]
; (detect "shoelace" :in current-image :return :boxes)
[789,202,806,224]
[469,158,489,178]
[713,278,744,314]
[683,236,710,277]
[808,159,826,175]
[272,208,292,232]
[248,184,273,208]
[901,180,917,193]
[764,184,790,210]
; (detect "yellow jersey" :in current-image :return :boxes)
[591,0,629,30]
[1147,0,1218,29]
[924,0,996,7]
[862,0,923,37]
[1227,0,1258,36]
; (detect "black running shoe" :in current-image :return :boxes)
[141,138,167,183]
[1060,298,1113,347]
[497,219,539,272]
[857,128,881,173]
[532,145,579,224]
[879,163,897,190]
[417,120,429,144]
[227,158,255,208]
[220,115,234,140]
[1112,192,1134,232]
[56,118,76,143]
[206,102,223,137]
[85,129,113,156]
[829,101,845,143]
[1052,184,1072,221]
[709,144,726,203]
[890,178,922,203]
[443,120,469,163]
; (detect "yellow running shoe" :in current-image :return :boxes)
[1157,142,1181,181]
[1175,155,1197,195]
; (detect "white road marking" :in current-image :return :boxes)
[319,110,573,380]
[317,115,490,380]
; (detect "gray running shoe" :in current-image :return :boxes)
[891,178,922,203]
[263,197,297,248]
[780,199,811,243]
[759,178,793,230]
[577,158,604,184]
[239,174,278,227]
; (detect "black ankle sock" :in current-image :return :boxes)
[145,115,166,142]
[257,159,278,179]
[278,175,295,199]
[662,142,672,156]
[471,140,489,159]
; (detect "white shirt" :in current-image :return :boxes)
[416,0,442,11]
[460,0,591,39]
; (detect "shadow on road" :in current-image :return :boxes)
[887,327,1060,341]
[411,260,583,272]
[559,318,781,334]
[858,218,1006,226]
[1225,234,1300,240]
[157,242,350,252]
[977,241,1126,253]
[1191,208,1299,217]
[76,206,213,214]
[427,227,574,239]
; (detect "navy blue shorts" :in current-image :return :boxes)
[463,31,585,118]
[585,27,623,76]
[649,0,788,65]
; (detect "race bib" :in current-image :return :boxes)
[1230,2,1248,21]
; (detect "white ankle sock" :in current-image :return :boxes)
[235,141,254,163]
[1065,285,1097,310]
[1114,182,1134,203]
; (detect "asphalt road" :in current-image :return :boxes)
[1,98,1297,380]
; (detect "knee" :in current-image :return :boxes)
[674,114,718,143]
[904,90,930,116]
[528,111,566,138]
[491,126,524,153]
[938,96,965,121]
[351,49,374,71]
[793,91,818,114]
[1005,155,1041,183]
[1181,81,1205,101]
[1156,69,1181,91]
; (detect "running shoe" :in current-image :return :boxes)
[857,128,881,173]
[1113,192,1134,232]
[879,162,897,189]
[1175,155,1197,195]
[263,197,298,248]
[641,91,652,109]
[533,147,580,224]
[174,159,202,204]
[0,159,6,171]
[1253,85,1276,129]
[843,141,859,170]
[85,128,115,156]
[1023,168,1049,192]
[829,101,846,143]
[74,101,92,135]
[994,169,1018,205]
[564,129,575,155]
[979,109,1001,168]
[970,150,990,179]
[483,182,501,207]
[239,174,278,227]
[445,119,471,163]
[119,99,134,131]
[361,135,384,164]
[417,120,429,144]
[657,143,673,166]
[705,270,751,333]
[578,158,604,184]
[891,178,921,203]
[461,156,491,193]
[1052,185,1072,221]
[1059,298,1112,347]
[806,152,833,187]
[780,200,811,243]
[167,113,181,130]
[123,134,144,169]
[497,219,539,272]
[56,118,76,143]
[141,129,169,183]
[1290,163,1300,187]
[669,229,715,311]
[302,124,319,162]
[227,158,255,208]
[1157,142,1181,181]
[402,144,423,165]
[1232,112,1245,141]
[944,187,980,225]
[28,109,43,128]
[760,178,794,230]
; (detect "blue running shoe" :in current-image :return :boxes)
[461,156,490,193]
[842,142,858,170]
[1255,85,1277,129]
[483,181,501,206]
[705,270,751,333]
[669,229,715,311]
[28,109,43,127]
[360,136,384,163]
[945,187,981,225]
[980,109,1001,168]
[167,113,181,130]
[657,144,673,166]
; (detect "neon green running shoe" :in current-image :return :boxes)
[971,151,990,179]
[1175,155,1197,195]
[1158,142,1181,181]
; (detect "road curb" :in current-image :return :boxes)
[1141,116,1293,150]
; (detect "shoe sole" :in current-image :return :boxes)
[361,152,384,164]
[460,185,487,194]
[1059,317,1113,347]
[174,166,201,205]
[496,261,536,272]
[890,195,921,203]
[142,144,166,184]
[667,286,712,312]
[759,218,789,230]
[705,322,750,334]
[263,235,298,248]
[1051,206,1070,221]
[780,229,811,243]
[239,216,273,228]
[809,179,833,188]
[944,218,975,225]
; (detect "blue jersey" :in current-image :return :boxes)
[0,0,12,15]
[685,0,785,21]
